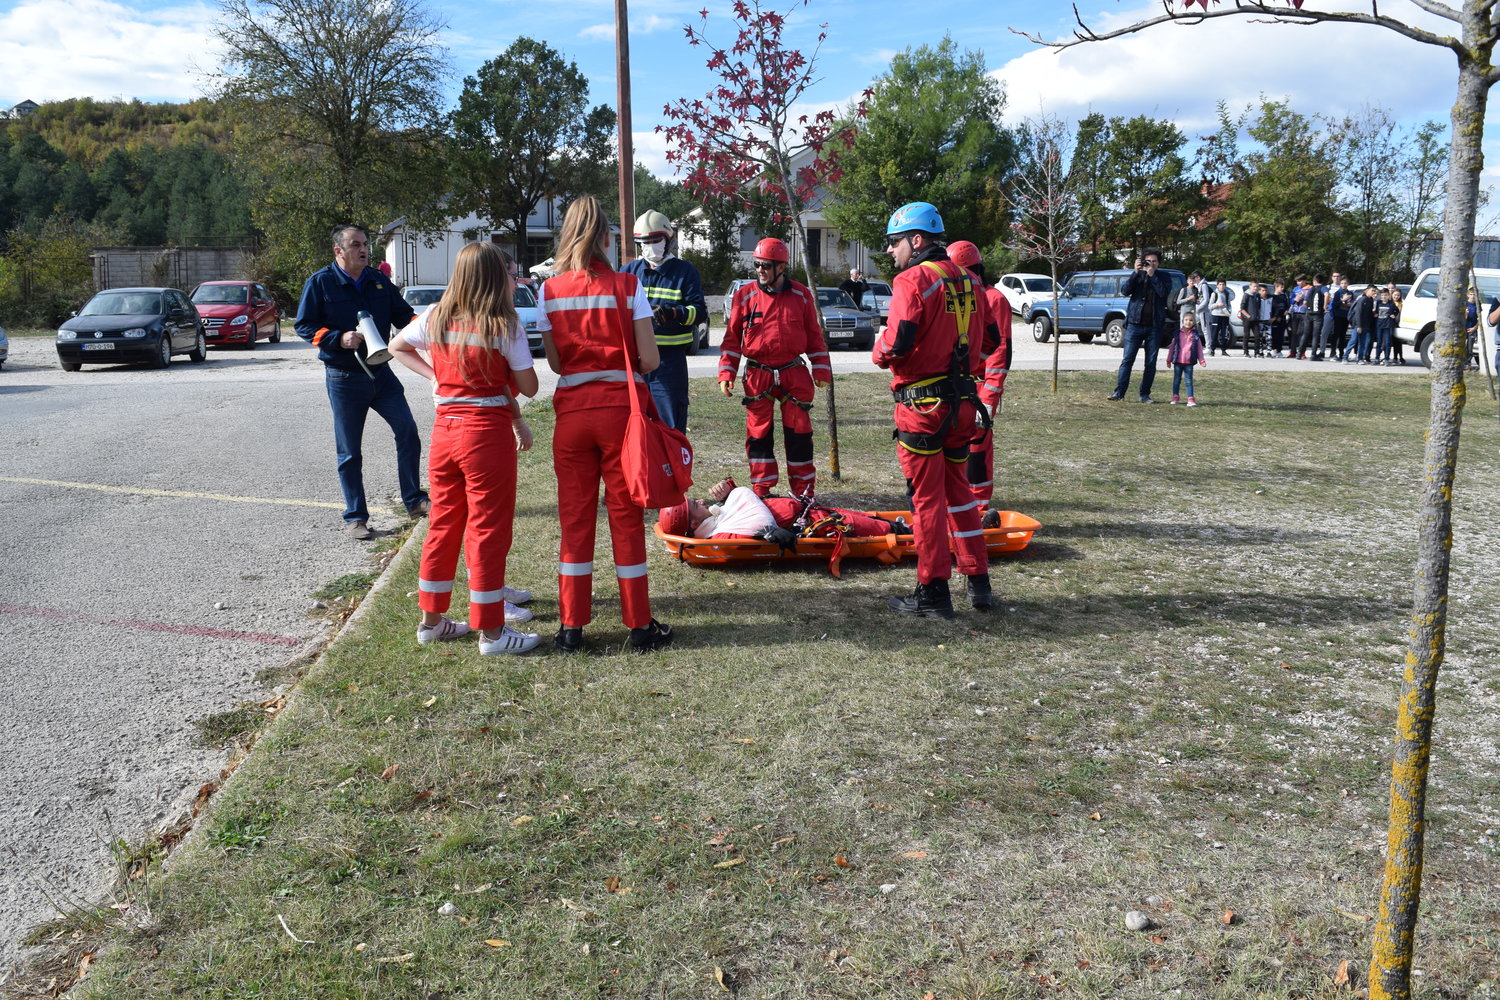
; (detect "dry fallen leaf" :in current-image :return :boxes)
[422,696,437,708]
[714,966,730,992]
[379,763,399,781]
[1334,958,1353,987]
[901,851,929,859]
[77,952,94,978]
[1222,910,1237,925]
[463,883,493,894]
[603,876,632,893]
[510,815,534,827]
[733,738,755,744]
[714,857,746,869]
[1089,812,1102,822]
[1336,908,1372,922]
[413,789,433,804]
[772,835,796,846]
[484,939,511,949]
[832,854,851,868]
[375,953,415,964]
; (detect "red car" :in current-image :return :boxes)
[190,281,281,348]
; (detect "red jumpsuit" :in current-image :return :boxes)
[415,319,529,631]
[720,279,830,498]
[872,254,997,585]
[541,265,655,630]
[967,282,1012,504]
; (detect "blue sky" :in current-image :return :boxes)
[3,0,1495,197]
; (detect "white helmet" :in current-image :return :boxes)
[634,210,673,241]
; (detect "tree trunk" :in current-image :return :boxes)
[1368,38,1490,1000]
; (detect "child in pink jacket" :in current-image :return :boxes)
[1167,313,1208,406]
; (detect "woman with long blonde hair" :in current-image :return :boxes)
[536,195,672,652]
[390,241,541,654]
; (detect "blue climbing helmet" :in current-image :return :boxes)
[886,201,944,237]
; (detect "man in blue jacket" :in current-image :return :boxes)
[1109,248,1171,403]
[623,209,707,432]
[295,224,427,540]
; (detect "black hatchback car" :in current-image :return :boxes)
[56,287,206,371]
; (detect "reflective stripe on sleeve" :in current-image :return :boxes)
[559,560,594,576]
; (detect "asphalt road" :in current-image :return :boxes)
[0,314,1426,976]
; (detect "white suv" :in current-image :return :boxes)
[1397,267,1500,367]
[998,272,1060,320]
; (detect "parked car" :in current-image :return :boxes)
[997,273,1059,320]
[1027,268,1187,347]
[190,280,280,349]
[1396,266,1500,367]
[0,324,7,370]
[56,287,205,371]
[859,280,893,322]
[402,284,446,316]
[815,287,877,350]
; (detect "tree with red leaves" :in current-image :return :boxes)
[661,0,865,479]
[1018,5,1498,999]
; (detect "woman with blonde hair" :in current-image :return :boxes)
[536,194,672,653]
[390,241,541,655]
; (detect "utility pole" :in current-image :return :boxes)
[615,0,634,263]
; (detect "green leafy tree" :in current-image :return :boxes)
[0,217,106,325]
[1095,115,1203,261]
[1394,120,1448,277]
[447,38,616,263]
[1339,106,1405,279]
[212,0,449,282]
[824,36,1016,260]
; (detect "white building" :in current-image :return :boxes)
[381,199,620,287]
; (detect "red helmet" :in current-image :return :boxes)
[753,238,789,263]
[658,501,693,536]
[948,240,981,269]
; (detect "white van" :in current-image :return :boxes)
[1397,267,1500,367]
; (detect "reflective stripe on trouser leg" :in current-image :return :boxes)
[967,383,998,503]
[418,415,469,616]
[452,409,518,631]
[745,394,779,495]
[782,397,815,498]
[597,427,653,628]
[945,444,989,576]
[554,408,605,628]
[895,400,987,583]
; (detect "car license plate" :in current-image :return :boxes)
[82,343,116,351]
[828,329,852,338]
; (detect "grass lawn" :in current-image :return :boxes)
[45,370,1500,999]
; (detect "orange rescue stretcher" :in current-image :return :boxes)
[654,509,1042,578]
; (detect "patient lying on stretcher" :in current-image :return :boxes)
[657,480,905,543]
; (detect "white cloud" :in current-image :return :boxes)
[581,13,678,41]
[0,0,221,105]
[580,23,615,41]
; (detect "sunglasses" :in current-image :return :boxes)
[752,260,779,270]
[885,234,908,250]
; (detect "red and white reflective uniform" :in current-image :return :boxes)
[871,250,997,585]
[720,278,830,498]
[397,312,534,631]
[967,281,1013,503]
[536,265,656,630]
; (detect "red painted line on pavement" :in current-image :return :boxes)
[0,603,305,647]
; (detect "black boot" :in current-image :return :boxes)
[554,626,584,653]
[966,573,994,611]
[887,579,954,618]
[627,619,673,652]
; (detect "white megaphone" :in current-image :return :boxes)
[356,310,392,366]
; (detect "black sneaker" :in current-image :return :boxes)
[1139,396,1155,404]
[966,573,994,611]
[887,579,955,618]
[1106,393,1124,401]
[627,619,673,652]
[554,626,584,654]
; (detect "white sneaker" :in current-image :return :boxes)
[504,601,533,623]
[479,626,541,655]
[499,585,533,605]
[417,615,470,644]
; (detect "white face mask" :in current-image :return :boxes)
[639,240,667,264]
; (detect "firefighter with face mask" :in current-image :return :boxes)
[718,237,831,498]
[622,210,707,433]
[872,203,1000,618]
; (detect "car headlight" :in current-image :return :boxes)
[524,321,537,331]
[856,320,873,333]
[230,314,249,325]
[57,329,76,341]
[122,328,148,339]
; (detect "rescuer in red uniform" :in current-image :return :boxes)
[871,203,1000,617]
[947,240,1012,526]
[718,237,831,498]
[388,242,542,655]
[536,195,673,653]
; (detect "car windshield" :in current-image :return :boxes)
[513,285,537,308]
[405,288,445,307]
[867,282,892,296]
[1023,278,1056,292]
[191,285,249,305]
[817,289,857,309]
[81,292,161,316]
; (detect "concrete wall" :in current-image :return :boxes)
[92,246,254,291]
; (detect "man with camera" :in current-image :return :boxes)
[1109,248,1171,403]
[295,224,428,539]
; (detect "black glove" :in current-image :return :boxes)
[653,305,684,326]
[756,524,798,550]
